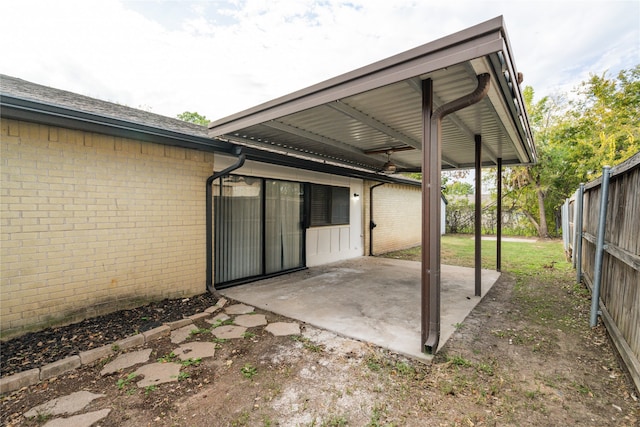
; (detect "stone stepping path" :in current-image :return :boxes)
[42,409,111,427]
[213,324,247,339]
[171,324,200,344]
[267,322,301,336]
[100,348,152,376]
[174,341,216,361]
[24,390,105,418]
[234,313,268,327]
[206,312,230,324]
[16,299,302,426]
[225,303,255,315]
[134,362,182,388]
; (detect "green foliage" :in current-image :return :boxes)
[505,66,640,237]
[176,111,209,125]
[444,180,473,196]
[157,352,177,363]
[241,363,258,380]
[181,357,202,367]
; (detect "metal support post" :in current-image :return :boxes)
[590,167,611,327]
[575,183,585,283]
[474,135,482,296]
[496,157,502,272]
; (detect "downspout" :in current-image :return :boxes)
[206,147,246,293]
[422,73,491,354]
[369,182,386,256]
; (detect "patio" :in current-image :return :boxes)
[222,257,500,361]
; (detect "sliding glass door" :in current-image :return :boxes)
[214,176,304,287]
[265,180,304,274]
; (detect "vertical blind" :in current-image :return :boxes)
[214,176,304,286]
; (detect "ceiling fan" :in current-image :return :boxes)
[364,146,414,174]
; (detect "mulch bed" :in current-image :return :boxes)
[1,293,219,377]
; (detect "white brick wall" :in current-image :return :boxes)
[1,119,214,338]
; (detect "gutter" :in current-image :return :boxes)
[1,95,420,188]
[206,147,246,292]
[0,95,234,154]
[368,183,386,256]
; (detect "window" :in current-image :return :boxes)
[308,184,350,226]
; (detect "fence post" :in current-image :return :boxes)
[562,199,569,254]
[590,166,611,328]
[575,183,585,282]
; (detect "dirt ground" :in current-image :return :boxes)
[2,264,639,426]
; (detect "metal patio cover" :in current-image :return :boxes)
[208,16,536,174]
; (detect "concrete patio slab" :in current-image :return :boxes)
[222,257,500,361]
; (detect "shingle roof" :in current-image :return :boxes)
[1,74,208,138]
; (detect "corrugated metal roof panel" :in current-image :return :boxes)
[209,16,536,174]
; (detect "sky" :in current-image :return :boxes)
[2,0,639,121]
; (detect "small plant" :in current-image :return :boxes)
[366,357,382,372]
[213,337,227,344]
[241,363,258,380]
[111,344,120,352]
[34,413,52,423]
[190,327,210,336]
[116,373,138,389]
[231,411,250,427]
[368,403,389,426]
[525,389,538,399]
[242,331,256,339]
[144,385,157,395]
[394,361,414,376]
[157,352,177,363]
[210,318,234,329]
[573,382,593,396]
[446,354,472,368]
[178,371,191,381]
[476,362,494,376]
[320,415,348,426]
[291,335,323,352]
[453,322,464,330]
[181,357,202,367]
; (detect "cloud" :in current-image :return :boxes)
[2,0,638,120]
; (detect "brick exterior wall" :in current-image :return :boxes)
[364,182,422,255]
[1,119,214,338]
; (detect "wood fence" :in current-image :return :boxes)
[562,152,640,393]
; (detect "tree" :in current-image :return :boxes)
[444,180,473,196]
[503,86,560,237]
[504,66,640,237]
[176,111,209,126]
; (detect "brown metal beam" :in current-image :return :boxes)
[497,157,502,271]
[422,73,491,355]
[421,78,437,353]
[475,134,482,297]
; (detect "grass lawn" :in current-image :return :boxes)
[384,234,569,275]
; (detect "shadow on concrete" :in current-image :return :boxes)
[221,257,500,362]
